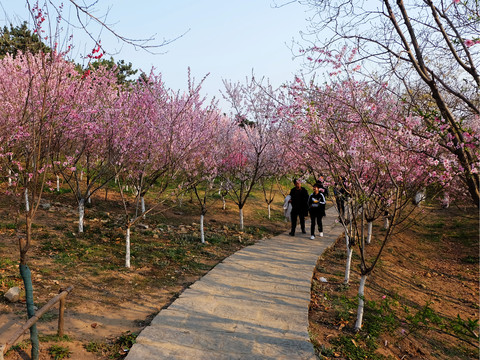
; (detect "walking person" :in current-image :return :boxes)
[288,179,309,236]
[308,182,326,239]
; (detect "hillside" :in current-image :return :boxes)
[309,205,479,360]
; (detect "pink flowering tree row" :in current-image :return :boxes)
[280,72,461,330]
[0,48,84,359]
[0,49,232,354]
[0,48,295,271]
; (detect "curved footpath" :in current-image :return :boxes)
[126,206,343,360]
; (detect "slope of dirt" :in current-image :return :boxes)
[0,188,289,359]
[309,205,479,360]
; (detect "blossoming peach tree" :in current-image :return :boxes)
[282,73,457,330]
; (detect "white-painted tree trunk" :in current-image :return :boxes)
[239,207,244,230]
[366,221,373,245]
[415,188,426,205]
[78,198,85,233]
[80,171,83,181]
[200,214,205,244]
[115,175,118,184]
[222,197,226,210]
[268,204,271,219]
[141,196,146,219]
[344,234,353,284]
[442,193,450,208]
[354,274,367,331]
[125,226,131,268]
[87,190,91,205]
[383,216,390,230]
[56,175,60,192]
[8,169,12,186]
[24,188,30,212]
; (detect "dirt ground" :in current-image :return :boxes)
[0,188,289,359]
[1,188,478,360]
[309,205,479,359]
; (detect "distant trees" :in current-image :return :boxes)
[0,22,50,56]
[222,77,287,229]
[82,57,138,84]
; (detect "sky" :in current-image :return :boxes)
[0,1,313,112]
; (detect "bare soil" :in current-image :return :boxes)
[1,187,478,360]
[309,205,479,359]
[0,188,289,359]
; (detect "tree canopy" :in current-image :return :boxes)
[0,22,50,57]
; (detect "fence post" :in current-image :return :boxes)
[57,288,66,337]
[1,285,73,356]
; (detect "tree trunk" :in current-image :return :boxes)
[200,214,205,244]
[125,226,131,268]
[141,196,146,219]
[78,198,85,233]
[354,274,367,331]
[383,216,390,230]
[344,234,353,284]
[366,221,373,245]
[19,264,39,360]
[222,196,226,210]
[268,204,271,219]
[24,188,30,212]
[346,200,351,223]
[56,175,60,192]
[414,188,425,205]
[442,193,450,208]
[239,207,244,230]
[8,169,12,186]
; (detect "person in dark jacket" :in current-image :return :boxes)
[289,179,309,236]
[308,182,326,239]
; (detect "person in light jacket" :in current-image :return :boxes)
[283,195,292,222]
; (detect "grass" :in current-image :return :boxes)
[47,344,72,359]
[38,310,59,322]
[84,331,138,359]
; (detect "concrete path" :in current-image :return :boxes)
[126,207,343,360]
